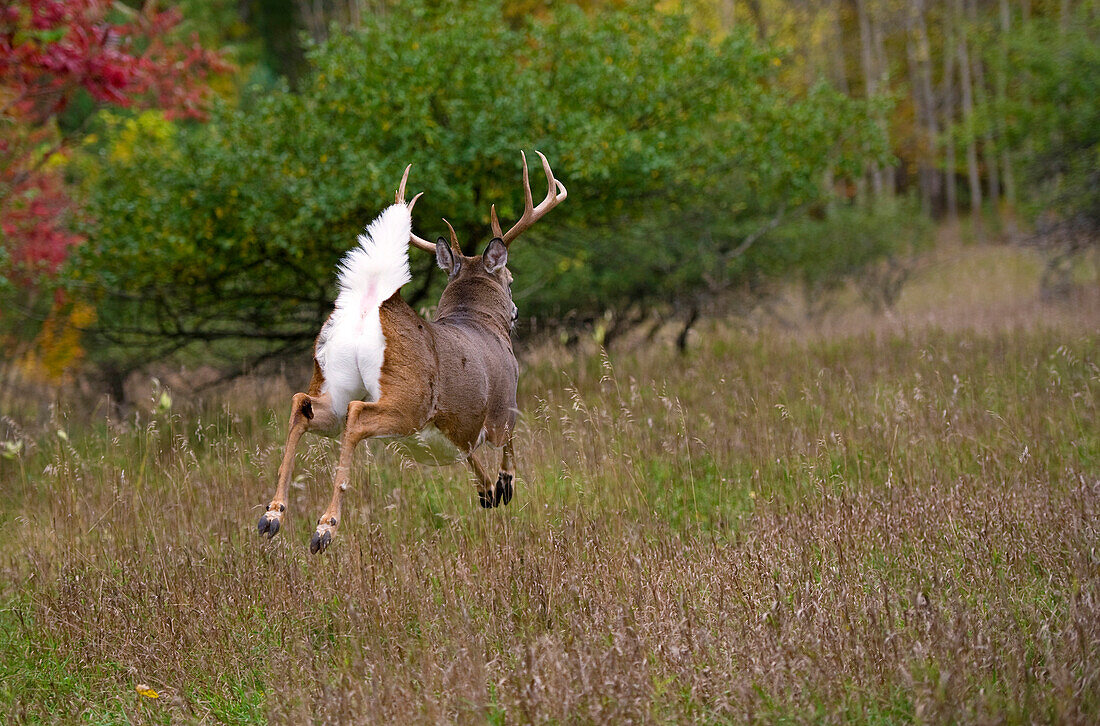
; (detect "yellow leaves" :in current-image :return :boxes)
[208,73,237,99]
[135,684,159,699]
[70,303,95,327]
[108,110,176,163]
[42,149,68,171]
[556,251,587,273]
[17,301,96,385]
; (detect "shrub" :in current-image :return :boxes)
[71,0,891,380]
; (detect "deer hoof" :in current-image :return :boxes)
[257,508,284,538]
[310,521,336,554]
[496,472,514,506]
[478,474,514,510]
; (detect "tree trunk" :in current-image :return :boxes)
[830,0,851,96]
[827,0,849,209]
[745,0,768,40]
[908,0,939,214]
[856,0,884,198]
[942,8,959,222]
[676,307,700,354]
[871,4,895,194]
[967,0,1000,208]
[955,0,983,238]
[904,16,925,210]
[718,0,736,32]
[997,0,1016,211]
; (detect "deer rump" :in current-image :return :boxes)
[257,153,564,551]
[314,203,469,465]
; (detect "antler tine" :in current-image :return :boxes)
[490,204,503,238]
[500,150,568,247]
[396,164,411,204]
[395,164,437,252]
[521,151,534,218]
[442,218,462,256]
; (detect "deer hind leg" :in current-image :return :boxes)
[310,399,414,554]
[466,441,513,509]
[496,434,515,506]
[258,392,337,539]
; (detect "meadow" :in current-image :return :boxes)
[1,242,1098,723]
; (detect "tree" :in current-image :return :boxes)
[0,0,228,381]
[991,8,1100,295]
[0,1,227,391]
[72,0,889,386]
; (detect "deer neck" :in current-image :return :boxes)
[435,280,512,335]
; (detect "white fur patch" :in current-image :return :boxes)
[316,204,412,417]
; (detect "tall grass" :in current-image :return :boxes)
[1,318,1097,723]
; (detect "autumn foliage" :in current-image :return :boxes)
[0,0,228,286]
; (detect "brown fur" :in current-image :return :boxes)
[258,152,564,551]
[257,250,520,552]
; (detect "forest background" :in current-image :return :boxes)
[1,0,1097,402]
[2,2,1098,721]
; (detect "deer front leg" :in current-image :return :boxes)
[466,453,497,509]
[310,399,413,554]
[258,392,335,538]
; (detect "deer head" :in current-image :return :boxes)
[396,151,568,330]
[258,152,568,552]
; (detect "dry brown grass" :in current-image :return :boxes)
[1,241,1098,723]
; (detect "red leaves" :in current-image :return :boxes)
[0,0,229,122]
[1,0,229,290]
[2,168,83,282]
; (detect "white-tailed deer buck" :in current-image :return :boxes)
[256,152,567,553]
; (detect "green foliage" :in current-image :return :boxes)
[73,0,890,373]
[775,195,931,287]
[986,9,1100,240]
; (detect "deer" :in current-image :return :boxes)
[255,152,567,553]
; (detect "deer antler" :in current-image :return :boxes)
[491,151,568,247]
[396,165,438,253]
[442,219,463,256]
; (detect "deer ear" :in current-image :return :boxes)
[483,237,508,273]
[436,236,459,275]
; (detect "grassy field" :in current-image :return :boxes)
[1,243,1098,723]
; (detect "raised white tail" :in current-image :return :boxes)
[336,203,413,306]
[316,204,413,415]
[257,154,568,553]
